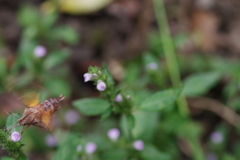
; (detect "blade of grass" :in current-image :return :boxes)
[153,0,189,116]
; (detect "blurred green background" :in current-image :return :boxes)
[1,0,240,160]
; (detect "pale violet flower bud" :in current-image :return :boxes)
[146,62,158,70]
[97,80,106,91]
[92,74,98,78]
[133,140,144,151]
[206,153,217,160]
[65,109,80,125]
[85,142,97,154]
[76,145,82,152]
[115,94,123,102]
[45,134,57,147]
[210,131,223,144]
[83,73,92,82]
[108,128,120,141]
[34,45,46,57]
[10,131,21,142]
[126,95,131,99]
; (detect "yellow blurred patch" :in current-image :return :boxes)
[42,111,52,131]
[20,92,40,107]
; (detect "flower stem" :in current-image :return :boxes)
[153,0,189,116]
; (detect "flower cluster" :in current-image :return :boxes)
[83,67,107,92]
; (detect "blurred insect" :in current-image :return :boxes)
[7,94,65,134]
[3,76,65,134]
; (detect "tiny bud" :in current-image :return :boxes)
[83,73,92,82]
[45,134,57,147]
[126,95,131,99]
[115,94,123,102]
[97,80,106,91]
[146,62,158,70]
[34,45,46,57]
[133,140,144,151]
[210,131,223,144]
[65,110,80,125]
[108,128,120,141]
[10,132,21,142]
[76,145,82,152]
[85,142,97,154]
[92,73,98,78]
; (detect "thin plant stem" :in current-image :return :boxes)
[153,0,189,116]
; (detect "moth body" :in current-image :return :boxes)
[17,94,65,131]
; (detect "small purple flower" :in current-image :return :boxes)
[34,45,46,57]
[206,153,217,160]
[96,80,106,91]
[115,94,123,102]
[146,62,158,70]
[85,142,97,154]
[210,131,223,144]
[45,134,57,147]
[83,73,92,82]
[10,132,21,142]
[133,140,144,151]
[76,145,82,152]
[108,128,120,141]
[65,109,80,125]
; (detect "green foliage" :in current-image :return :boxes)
[182,71,222,96]
[6,113,22,133]
[141,145,171,160]
[52,133,79,160]
[73,98,110,116]
[0,129,23,155]
[139,88,181,111]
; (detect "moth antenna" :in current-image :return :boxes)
[4,110,19,119]
[5,120,19,131]
[59,94,65,101]
[4,109,11,116]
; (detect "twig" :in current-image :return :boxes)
[188,97,240,127]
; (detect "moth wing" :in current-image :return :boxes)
[19,91,40,107]
[4,76,43,108]
[41,111,53,131]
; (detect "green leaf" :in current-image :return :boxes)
[102,63,114,85]
[139,88,181,111]
[182,71,222,96]
[52,26,79,45]
[52,133,79,160]
[44,77,70,98]
[73,98,110,116]
[6,113,22,133]
[41,12,58,30]
[127,114,135,129]
[18,5,39,27]
[44,50,69,70]
[100,107,112,120]
[1,157,15,160]
[132,110,159,141]
[141,145,171,160]
[17,153,28,160]
[101,148,128,160]
[120,114,130,139]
